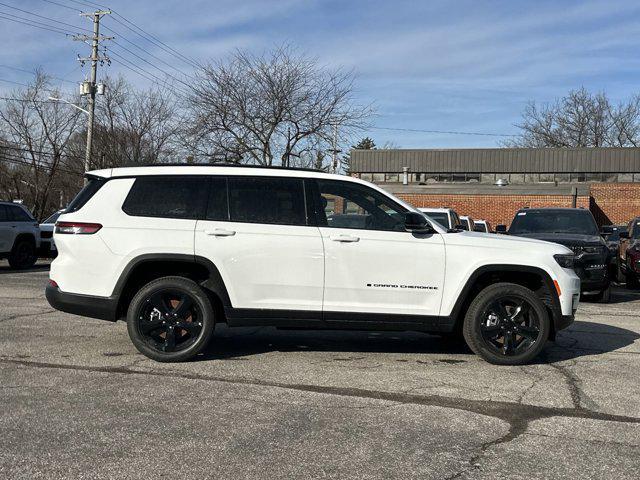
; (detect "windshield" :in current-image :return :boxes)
[509,210,599,236]
[424,212,450,228]
[43,211,63,224]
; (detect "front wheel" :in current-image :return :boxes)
[463,283,550,365]
[127,276,215,362]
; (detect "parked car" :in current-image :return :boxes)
[417,207,461,230]
[460,215,475,231]
[39,209,65,258]
[0,201,40,269]
[499,208,611,302]
[601,224,627,279]
[618,217,640,289]
[46,165,580,365]
[474,220,492,233]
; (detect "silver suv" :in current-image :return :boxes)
[0,201,40,269]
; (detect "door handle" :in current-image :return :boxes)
[205,228,236,237]
[329,234,360,243]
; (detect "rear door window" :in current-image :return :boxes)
[8,205,33,222]
[0,205,8,222]
[122,176,209,219]
[227,176,307,226]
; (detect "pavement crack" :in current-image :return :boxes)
[0,309,56,323]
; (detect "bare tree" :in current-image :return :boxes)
[0,72,84,219]
[183,45,372,167]
[506,87,640,148]
[66,76,179,170]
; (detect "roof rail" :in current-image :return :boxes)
[117,162,328,174]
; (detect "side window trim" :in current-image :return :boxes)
[122,175,209,220]
[314,178,409,232]
[203,176,230,222]
[226,175,308,227]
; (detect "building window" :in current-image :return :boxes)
[619,173,633,182]
[634,173,640,182]
[372,173,385,183]
[539,173,554,182]
[385,173,399,182]
[451,173,466,182]
[481,173,495,183]
[424,174,438,183]
[467,173,480,182]
[555,174,570,183]
[525,173,538,183]
[360,173,373,182]
[603,173,617,182]
[509,173,524,184]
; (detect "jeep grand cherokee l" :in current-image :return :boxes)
[46,166,580,365]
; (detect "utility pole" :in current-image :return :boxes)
[328,124,341,173]
[74,10,112,178]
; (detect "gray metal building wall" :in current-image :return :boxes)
[350,148,640,173]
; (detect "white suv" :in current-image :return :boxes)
[417,207,460,230]
[46,166,581,365]
[0,201,40,269]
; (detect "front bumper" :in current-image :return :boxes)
[46,284,118,321]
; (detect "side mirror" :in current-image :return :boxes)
[405,212,434,233]
[495,224,508,234]
[619,231,630,239]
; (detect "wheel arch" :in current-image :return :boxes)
[113,254,231,320]
[449,264,562,338]
[11,232,36,251]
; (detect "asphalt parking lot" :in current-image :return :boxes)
[0,260,639,479]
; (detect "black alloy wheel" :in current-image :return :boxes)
[127,276,215,362]
[463,282,550,365]
[479,296,541,356]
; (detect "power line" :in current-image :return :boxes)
[0,11,75,35]
[107,49,190,96]
[370,126,518,137]
[101,24,194,79]
[0,78,31,88]
[0,65,77,85]
[64,0,199,69]
[109,39,192,89]
[0,96,60,103]
[0,154,84,177]
[0,2,90,33]
[37,0,81,12]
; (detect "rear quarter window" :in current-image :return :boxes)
[122,176,209,219]
[66,177,107,213]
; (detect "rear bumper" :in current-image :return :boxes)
[45,285,118,321]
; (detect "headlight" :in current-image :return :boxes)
[554,254,575,269]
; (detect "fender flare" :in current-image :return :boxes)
[448,264,562,324]
[112,253,232,307]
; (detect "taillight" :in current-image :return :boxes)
[55,222,102,234]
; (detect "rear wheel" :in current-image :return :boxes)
[8,238,36,269]
[127,276,215,362]
[463,283,550,365]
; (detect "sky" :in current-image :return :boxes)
[2,0,640,149]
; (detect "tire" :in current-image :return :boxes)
[127,276,215,362]
[462,282,550,365]
[8,238,37,269]
[627,272,640,290]
[592,284,611,303]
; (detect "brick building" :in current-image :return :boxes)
[349,147,640,227]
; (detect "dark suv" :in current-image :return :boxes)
[619,217,640,289]
[501,208,610,302]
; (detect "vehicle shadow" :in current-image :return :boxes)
[200,326,473,362]
[0,262,51,275]
[200,314,639,363]
[540,319,640,363]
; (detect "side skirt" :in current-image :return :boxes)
[224,308,455,333]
